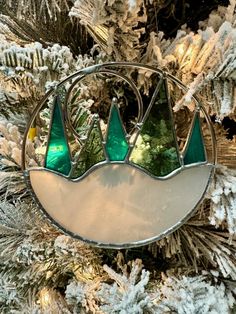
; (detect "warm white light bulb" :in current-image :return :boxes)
[177,44,185,56]
[40,288,51,307]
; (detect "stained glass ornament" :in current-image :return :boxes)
[105,103,129,161]
[183,111,206,165]
[45,97,71,176]
[22,62,216,249]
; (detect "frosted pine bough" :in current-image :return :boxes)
[0,0,235,312]
[70,0,236,117]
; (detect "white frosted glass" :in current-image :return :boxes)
[29,164,212,246]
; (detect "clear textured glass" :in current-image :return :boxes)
[183,112,206,165]
[105,104,129,161]
[45,97,71,176]
[130,81,180,176]
[72,121,106,178]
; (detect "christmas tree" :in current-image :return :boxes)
[0,0,236,312]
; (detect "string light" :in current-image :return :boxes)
[176,44,185,57]
[39,288,51,308]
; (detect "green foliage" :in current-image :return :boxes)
[66,88,93,140]
[130,83,180,176]
[131,121,180,176]
[71,121,105,178]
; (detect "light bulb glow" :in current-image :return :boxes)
[40,288,51,307]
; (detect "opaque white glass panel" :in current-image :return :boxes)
[29,164,212,246]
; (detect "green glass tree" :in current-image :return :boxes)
[105,103,129,161]
[130,80,181,176]
[45,96,71,176]
[183,111,206,165]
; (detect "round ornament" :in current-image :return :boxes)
[22,62,216,248]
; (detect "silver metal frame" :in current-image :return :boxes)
[22,62,217,169]
[21,62,217,249]
[63,69,144,140]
